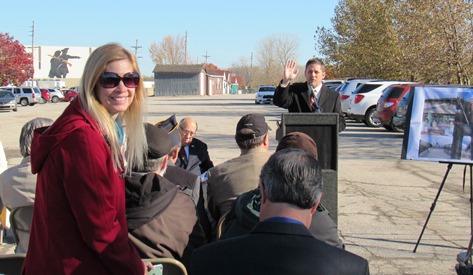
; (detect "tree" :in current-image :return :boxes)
[315,0,473,85]
[230,55,255,90]
[149,34,190,65]
[256,33,299,85]
[0,33,33,86]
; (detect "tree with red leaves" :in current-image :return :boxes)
[0,33,33,86]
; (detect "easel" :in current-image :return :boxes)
[413,161,473,256]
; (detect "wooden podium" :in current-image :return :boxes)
[277,113,339,224]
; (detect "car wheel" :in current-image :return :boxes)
[13,108,17,112]
[390,119,404,133]
[20,98,29,106]
[52,96,59,103]
[255,101,260,104]
[39,97,46,104]
[383,124,394,131]
[364,107,381,127]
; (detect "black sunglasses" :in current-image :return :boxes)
[99,72,140,88]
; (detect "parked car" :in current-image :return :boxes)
[323,80,345,91]
[339,78,379,116]
[0,89,18,112]
[62,90,78,102]
[345,81,415,127]
[39,89,51,104]
[392,91,412,131]
[47,88,65,103]
[255,85,276,104]
[375,84,420,132]
[0,86,41,106]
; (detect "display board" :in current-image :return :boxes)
[403,85,473,164]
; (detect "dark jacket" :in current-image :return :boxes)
[24,99,144,274]
[191,221,369,275]
[273,82,346,132]
[164,164,214,243]
[176,138,213,176]
[221,188,344,249]
[125,172,206,270]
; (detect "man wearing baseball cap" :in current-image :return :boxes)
[206,114,272,229]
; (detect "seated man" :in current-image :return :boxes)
[191,149,369,275]
[156,114,213,242]
[206,114,272,223]
[125,123,206,269]
[220,132,344,249]
[176,117,214,176]
[0,117,54,253]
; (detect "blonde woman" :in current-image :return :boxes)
[23,43,149,274]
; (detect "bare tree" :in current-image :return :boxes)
[256,33,299,85]
[149,34,190,65]
[231,55,255,90]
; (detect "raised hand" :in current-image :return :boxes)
[283,60,299,83]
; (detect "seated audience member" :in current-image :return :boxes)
[0,117,54,253]
[191,149,370,275]
[156,114,213,242]
[206,114,272,223]
[220,132,344,249]
[176,117,214,176]
[125,123,206,269]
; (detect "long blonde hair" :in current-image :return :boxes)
[78,43,147,172]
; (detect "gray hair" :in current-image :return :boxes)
[259,148,323,209]
[20,117,54,157]
[236,133,267,149]
[142,155,167,173]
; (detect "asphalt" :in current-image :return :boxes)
[0,93,471,274]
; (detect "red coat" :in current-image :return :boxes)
[22,99,144,274]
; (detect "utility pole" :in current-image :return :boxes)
[131,39,142,58]
[202,50,210,64]
[30,21,35,85]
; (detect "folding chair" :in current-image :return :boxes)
[144,258,188,275]
[0,253,26,275]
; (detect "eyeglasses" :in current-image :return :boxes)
[99,72,140,88]
[179,127,195,137]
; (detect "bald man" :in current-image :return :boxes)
[176,117,214,176]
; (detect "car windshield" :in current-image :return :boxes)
[0,91,13,98]
[259,87,275,92]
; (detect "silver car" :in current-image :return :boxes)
[0,90,18,112]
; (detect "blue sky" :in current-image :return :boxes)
[1,1,338,76]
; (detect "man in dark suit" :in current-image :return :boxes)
[273,58,346,132]
[191,148,369,275]
[176,117,214,176]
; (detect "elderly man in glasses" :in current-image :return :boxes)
[176,117,214,177]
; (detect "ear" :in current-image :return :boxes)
[263,134,270,147]
[310,193,322,215]
[259,182,267,204]
[160,155,169,171]
[170,148,179,163]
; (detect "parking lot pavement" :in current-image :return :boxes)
[0,94,471,274]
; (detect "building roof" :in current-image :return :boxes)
[153,64,205,74]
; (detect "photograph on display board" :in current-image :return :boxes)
[403,85,473,164]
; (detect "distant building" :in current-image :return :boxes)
[153,64,242,96]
